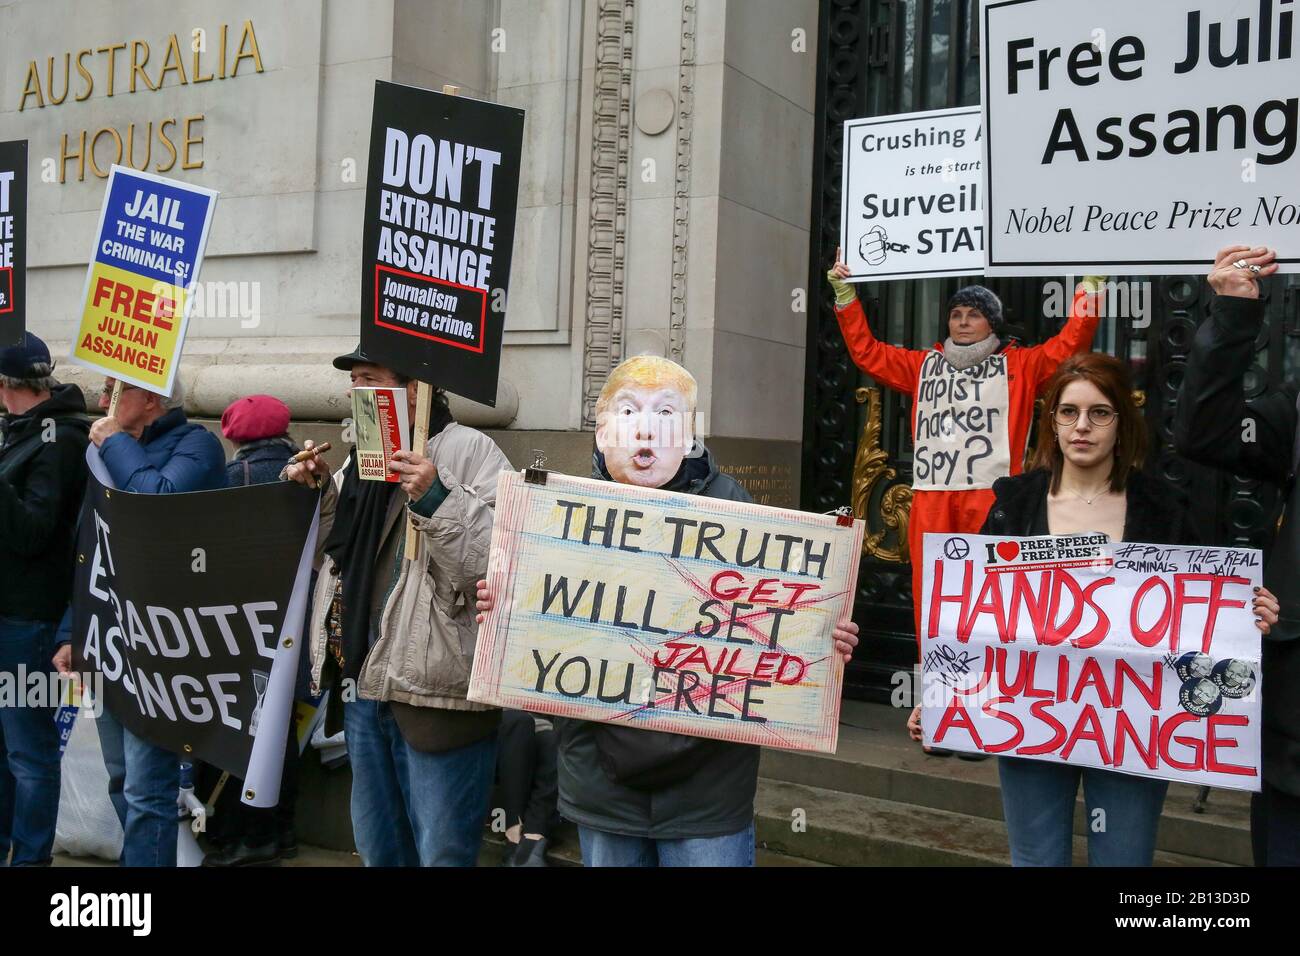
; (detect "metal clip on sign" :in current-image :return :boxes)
[826,505,854,528]
[524,449,549,486]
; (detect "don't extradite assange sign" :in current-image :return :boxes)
[469,472,865,754]
[981,0,1300,275]
[360,81,525,406]
[71,465,318,802]
[920,533,1263,791]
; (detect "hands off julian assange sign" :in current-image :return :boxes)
[840,107,984,282]
[920,533,1262,791]
[981,0,1300,276]
[470,472,864,753]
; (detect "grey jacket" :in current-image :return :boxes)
[307,422,511,710]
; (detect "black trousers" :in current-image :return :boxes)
[1252,782,1300,867]
[496,709,559,838]
[198,714,300,847]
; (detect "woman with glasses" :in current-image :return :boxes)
[980,352,1279,865]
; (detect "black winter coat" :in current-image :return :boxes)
[0,384,91,622]
[1173,293,1300,797]
[555,444,761,840]
[980,467,1198,546]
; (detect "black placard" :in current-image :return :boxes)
[359,81,525,406]
[71,475,318,779]
[0,140,26,347]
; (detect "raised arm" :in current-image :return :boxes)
[1020,277,1105,387]
[1174,246,1293,485]
[829,248,926,395]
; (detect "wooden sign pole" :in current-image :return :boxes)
[107,379,124,416]
[404,83,461,562]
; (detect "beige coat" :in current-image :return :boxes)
[307,422,511,710]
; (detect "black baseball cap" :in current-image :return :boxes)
[332,343,376,371]
[0,331,52,379]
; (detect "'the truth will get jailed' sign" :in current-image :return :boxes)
[469,472,865,753]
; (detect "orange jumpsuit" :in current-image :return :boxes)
[835,289,1101,645]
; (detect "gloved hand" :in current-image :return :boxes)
[1080,275,1109,295]
[827,246,857,306]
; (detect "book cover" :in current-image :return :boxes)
[351,387,410,481]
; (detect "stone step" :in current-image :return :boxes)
[479,824,828,867]
[759,701,1253,866]
[754,778,1233,868]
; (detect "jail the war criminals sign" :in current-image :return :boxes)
[360,81,525,405]
[469,472,865,753]
[70,468,318,802]
[920,533,1262,791]
[982,0,1300,275]
[70,166,217,395]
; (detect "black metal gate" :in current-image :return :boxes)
[804,0,1300,703]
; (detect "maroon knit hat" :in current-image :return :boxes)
[221,395,291,443]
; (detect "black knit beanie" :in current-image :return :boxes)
[945,285,1004,336]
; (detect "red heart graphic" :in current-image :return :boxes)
[996,541,1020,562]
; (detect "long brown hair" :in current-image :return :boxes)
[1030,353,1147,494]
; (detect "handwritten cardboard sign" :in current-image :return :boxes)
[469,471,865,753]
[920,532,1263,791]
[912,350,1012,491]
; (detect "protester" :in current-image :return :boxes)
[475,355,860,867]
[496,709,559,867]
[981,352,1278,866]
[65,376,226,867]
[827,250,1105,752]
[0,333,90,866]
[285,345,510,867]
[220,393,298,487]
[199,394,303,867]
[1173,244,1299,867]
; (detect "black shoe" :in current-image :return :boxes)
[202,840,282,867]
[957,752,990,762]
[277,828,298,860]
[514,837,549,868]
[499,839,522,867]
[922,746,954,757]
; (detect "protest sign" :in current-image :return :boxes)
[69,166,217,395]
[469,471,864,753]
[912,350,1011,491]
[70,459,319,805]
[981,0,1300,276]
[840,107,984,282]
[360,81,525,406]
[920,532,1262,791]
[0,140,26,347]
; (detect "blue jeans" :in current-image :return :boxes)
[578,822,756,867]
[95,706,178,867]
[998,757,1168,866]
[0,617,61,866]
[344,698,497,866]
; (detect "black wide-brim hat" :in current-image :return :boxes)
[332,343,375,371]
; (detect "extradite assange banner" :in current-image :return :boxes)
[359,80,525,406]
[69,165,217,395]
[919,532,1262,791]
[0,140,26,347]
[71,455,319,805]
[840,106,984,282]
[469,471,864,754]
[981,0,1300,276]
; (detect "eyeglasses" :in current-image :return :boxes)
[99,383,140,397]
[1053,405,1118,427]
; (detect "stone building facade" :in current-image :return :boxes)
[0,0,816,506]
